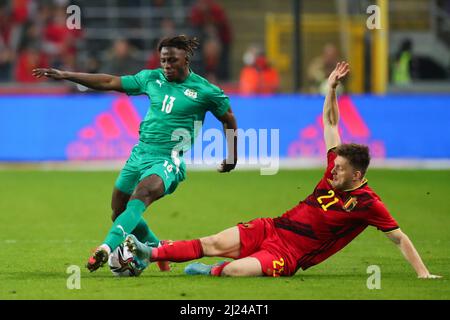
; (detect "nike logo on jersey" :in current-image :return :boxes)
[184,88,198,99]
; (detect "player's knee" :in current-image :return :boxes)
[131,179,164,206]
[131,186,161,206]
[111,188,130,221]
[111,202,127,221]
[111,210,121,222]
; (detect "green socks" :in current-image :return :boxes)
[132,218,160,247]
[104,199,153,251]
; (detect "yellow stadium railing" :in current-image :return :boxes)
[266,11,387,94]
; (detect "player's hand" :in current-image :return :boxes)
[418,274,442,279]
[32,68,67,80]
[217,159,236,173]
[328,61,350,89]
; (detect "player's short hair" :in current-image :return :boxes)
[335,143,371,176]
[158,35,200,61]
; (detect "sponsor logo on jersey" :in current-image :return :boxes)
[184,88,198,99]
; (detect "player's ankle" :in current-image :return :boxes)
[149,247,158,261]
[99,244,111,255]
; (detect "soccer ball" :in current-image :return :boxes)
[108,243,143,277]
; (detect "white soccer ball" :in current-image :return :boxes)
[108,243,143,277]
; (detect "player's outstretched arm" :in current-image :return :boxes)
[32,68,125,92]
[217,107,238,173]
[322,61,350,151]
[386,229,442,279]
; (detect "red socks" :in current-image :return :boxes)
[151,239,204,262]
[210,261,231,276]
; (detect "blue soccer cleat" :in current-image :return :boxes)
[184,262,214,275]
[125,234,153,262]
[184,261,227,276]
[132,256,149,271]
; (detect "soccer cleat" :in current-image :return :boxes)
[86,247,109,272]
[132,256,149,272]
[125,234,153,262]
[184,262,214,275]
[184,261,227,276]
[156,240,171,272]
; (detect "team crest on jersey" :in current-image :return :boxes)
[184,88,198,99]
[343,196,358,212]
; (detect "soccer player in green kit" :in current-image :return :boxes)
[32,35,238,272]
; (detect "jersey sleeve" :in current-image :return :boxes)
[365,200,399,232]
[120,70,151,96]
[207,86,231,118]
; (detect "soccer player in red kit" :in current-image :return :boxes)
[126,62,441,279]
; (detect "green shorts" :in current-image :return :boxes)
[115,143,186,196]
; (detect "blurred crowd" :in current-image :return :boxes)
[0,0,83,82]
[1,0,449,94]
[0,0,235,85]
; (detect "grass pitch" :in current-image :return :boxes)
[0,169,449,300]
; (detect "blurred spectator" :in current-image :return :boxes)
[190,0,232,81]
[391,39,413,85]
[307,43,340,94]
[11,0,30,25]
[152,0,169,7]
[146,39,161,70]
[202,24,222,84]
[159,17,176,39]
[102,39,141,75]
[85,54,101,74]
[239,44,280,95]
[391,38,449,83]
[0,3,14,81]
[15,45,49,82]
[0,46,14,81]
[0,4,12,47]
[43,5,82,70]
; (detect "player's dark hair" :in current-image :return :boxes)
[158,35,200,61]
[335,143,371,177]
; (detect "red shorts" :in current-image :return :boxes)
[237,218,298,277]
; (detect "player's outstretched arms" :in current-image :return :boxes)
[386,229,442,279]
[32,68,125,92]
[322,61,350,151]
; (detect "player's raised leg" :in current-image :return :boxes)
[184,227,263,276]
[111,187,160,247]
[126,226,242,265]
[108,174,164,247]
[86,175,164,272]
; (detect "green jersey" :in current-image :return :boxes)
[121,69,230,153]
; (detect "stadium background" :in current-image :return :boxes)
[0,0,449,301]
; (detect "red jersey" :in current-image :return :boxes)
[273,150,399,272]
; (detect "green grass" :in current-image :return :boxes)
[0,169,449,300]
